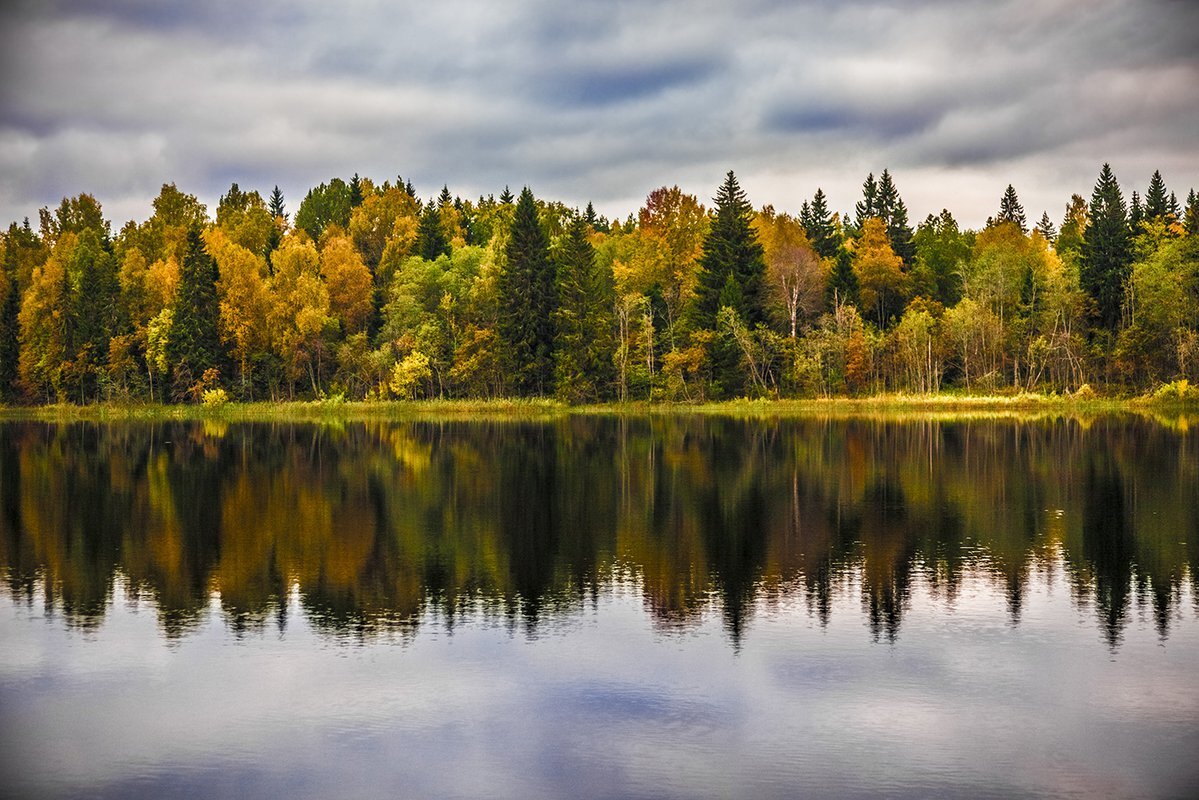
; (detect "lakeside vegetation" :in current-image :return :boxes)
[2,166,1197,408]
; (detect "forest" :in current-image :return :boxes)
[1,165,1197,404]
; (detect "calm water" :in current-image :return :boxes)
[1,415,1198,799]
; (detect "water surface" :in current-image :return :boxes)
[2,415,1197,798]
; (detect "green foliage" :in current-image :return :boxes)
[554,217,615,402]
[416,201,450,261]
[996,185,1027,233]
[498,188,556,396]
[167,228,226,400]
[1081,163,1132,330]
[295,178,352,241]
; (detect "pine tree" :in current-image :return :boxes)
[997,185,1027,233]
[70,228,120,399]
[1185,189,1199,236]
[349,173,364,208]
[693,171,767,329]
[855,172,878,229]
[1129,191,1143,229]
[268,186,286,221]
[499,186,514,205]
[826,244,859,308]
[498,187,555,396]
[167,227,225,398]
[1035,211,1057,243]
[416,201,450,260]
[0,270,19,401]
[553,216,615,402]
[1144,170,1169,221]
[806,188,839,258]
[584,201,598,228]
[887,195,916,266]
[1080,163,1132,330]
[438,185,452,207]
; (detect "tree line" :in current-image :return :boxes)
[1,164,1197,404]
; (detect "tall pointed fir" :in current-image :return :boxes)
[1080,163,1132,330]
[268,186,287,221]
[70,228,120,400]
[1035,211,1057,244]
[167,226,225,398]
[554,216,615,402]
[1144,170,1169,222]
[997,185,1027,232]
[692,171,766,397]
[806,188,839,258]
[498,187,556,396]
[855,172,879,229]
[416,200,450,260]
[826,244,859,309]
[1185,190,1199,236]
[1128,191,1142,230]
[349,173,364,208]
[0,269,19,401]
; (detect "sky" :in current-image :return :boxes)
[1,0,1197,231]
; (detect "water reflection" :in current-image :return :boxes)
[1,415,1196,648]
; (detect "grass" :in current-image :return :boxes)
[0,389,1195,426]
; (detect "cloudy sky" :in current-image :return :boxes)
[2,0,1196,231]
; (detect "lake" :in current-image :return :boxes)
[1,414,1197,799]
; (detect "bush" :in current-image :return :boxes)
[1071,383,1097,401]
[201,387,229,407]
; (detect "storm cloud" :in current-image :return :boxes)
[1,0,1196,229]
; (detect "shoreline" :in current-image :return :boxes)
[1,392,1196,424]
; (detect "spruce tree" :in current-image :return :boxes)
[268,186,286,221]
[1185,189,1199,236]
[553,216,615,402]
[0,270,19,401]
[1080,163,1132,330]
[349,173,364,208]
[1128,191,1143,229]
[70,229,120,399]
[498,187,555,396]
[167,227,225,398]
[855,172,878,229]
[826,244,859,308]
[416,201,450,260]
[438,185,453,207]
[887,195,916,266]
[693,171,767,329]
[806,188,839,258]
[1035,211,1057,243]
[499,186,514,205]
[1144,170,1169,221]
[997,185,1027,232]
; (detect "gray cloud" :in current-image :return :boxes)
[1,0,1197,230]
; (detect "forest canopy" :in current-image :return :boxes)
[1,166,1197,404]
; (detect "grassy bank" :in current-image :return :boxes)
[1,388,1196,425]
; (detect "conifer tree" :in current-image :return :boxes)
[805,188,839,258]
[1128,191,1143,229]
[498,187,555,396]
[499,186,514,205]
[1080,163,1132,330]
[416,201,450,261]
[553,216,615,402]
[997,185,1027,232]
[349,174,364,208]
[167,227,225,398]
[1185,189,1199,236]
[268,186,287,221]
[693,171,767,329]
[1035,211,1057,243]
[855,172,879,229]
[70,228,120,398]
[1144,170,1169,221]
[0,270,19,400]
[826,244,858,309]
[438,185,452,207]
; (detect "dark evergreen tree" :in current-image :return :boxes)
[887,194,916,266]
[1035,211,1057,243]
[438,185,452,207]
[1128,191,1142,230]
[499,186,514,205]
[553,216,615,402]
[349,173,364,208]
[855,172,879,229]
[1080,163,1132,330]
[1185,189,1199,236]
[1168,191,1180,222]
[806,188,839,258]
[584,201,598,228]
[911,209,968,307]
[70,228,120,399]
[1144,170,1169,221]
[693,171,767,329]
[416,201,450,260]
[0,270,19,401]
[167,227,225,398]
[498,187,556,396]
[997,184,1027,232]
[826,244,859,308]
[268,186,286,221]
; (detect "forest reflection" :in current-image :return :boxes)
[1,415,1196,648]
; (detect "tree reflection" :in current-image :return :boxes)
[1,414,1196,648]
